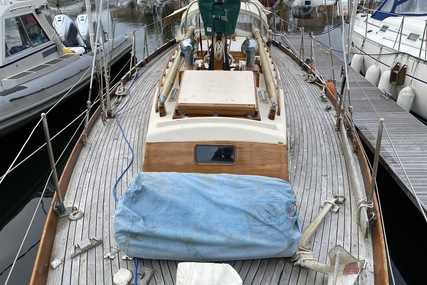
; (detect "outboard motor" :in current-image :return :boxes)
[75,14,96,49]
[53,15,86,48]
[180,38,197,67]
[241,39,259,68]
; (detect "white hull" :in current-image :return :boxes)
[352,13,427,121]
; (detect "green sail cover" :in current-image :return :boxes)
[199,0,241,36]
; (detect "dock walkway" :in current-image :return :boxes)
[282,33,427,213]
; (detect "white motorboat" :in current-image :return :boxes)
[352,0,427,122]
[0,0,132,136]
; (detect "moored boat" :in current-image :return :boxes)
[31,0,388,284]
[0,0,132,136]
[352,0,427,122]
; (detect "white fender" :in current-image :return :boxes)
[365,65,381,86]
[378,70,393,95]
[350,54,364,74]
[397,86,416,112]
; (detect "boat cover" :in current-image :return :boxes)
[114,172,301,261]
[199,0,240,36]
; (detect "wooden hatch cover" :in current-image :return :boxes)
[173,70,259,119]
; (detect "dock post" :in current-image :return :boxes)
[41,113,73,217]
[369,118,384,203]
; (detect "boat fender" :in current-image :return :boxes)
[350,54,364,75]
[63,47,85,55]
[397,86,416,112]
[365,65,380,86]
[63,47,75,54]
[378,70,393,95]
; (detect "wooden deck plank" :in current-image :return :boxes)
[44,40,376,284]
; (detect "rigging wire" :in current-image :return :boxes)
[3,111,88,283]
[0,65,92,186]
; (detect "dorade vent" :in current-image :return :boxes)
[173,70,260,119]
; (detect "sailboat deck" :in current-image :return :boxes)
[46,44,374,284]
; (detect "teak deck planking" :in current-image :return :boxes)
[41,42,375,284]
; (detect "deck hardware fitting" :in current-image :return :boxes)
[121,255,133,260]
[69,208,84,221]
[294,196,363,284]
[258,90,268,102]
[50,259,62,269]
[138,267,154,285]
[71,237,102,258]
[169,88,179,101]
[115,82,127,96]
[104,248,121,260]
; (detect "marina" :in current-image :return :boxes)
[283,25,427,217]
[1,1,427,284]
[32,0,387,284]
[352,0,427,123]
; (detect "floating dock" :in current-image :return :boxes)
[282,33,427,214]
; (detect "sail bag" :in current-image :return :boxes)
[114,172,301,260]
[199,0,241,36]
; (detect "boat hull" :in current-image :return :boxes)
[0,35,132,136]
[352,16,427,122]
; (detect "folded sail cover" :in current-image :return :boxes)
[199,0,241,36]
[115,172,301,260]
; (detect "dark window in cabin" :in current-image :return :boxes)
[5,14,49,57]
[379,25,389,32]
[195,145,235,164]
[407,33,420,42]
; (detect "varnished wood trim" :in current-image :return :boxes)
[143,141,289,181]
[315,56,389,285]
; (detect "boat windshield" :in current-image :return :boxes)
[371,0,427,20]
[5,13,49,57]
[183,12,265,38]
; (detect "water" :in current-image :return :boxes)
[0,3,425,284]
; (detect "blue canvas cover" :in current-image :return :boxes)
[114,172,301,261]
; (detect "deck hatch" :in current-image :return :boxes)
[174,70,258,118]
